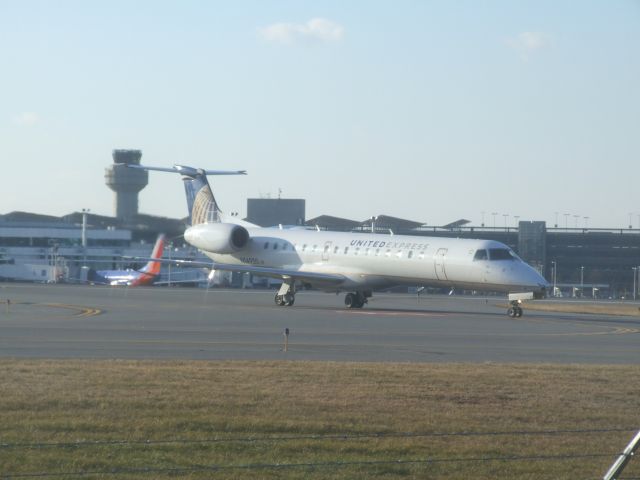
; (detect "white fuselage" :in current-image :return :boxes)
[186,225,549,294]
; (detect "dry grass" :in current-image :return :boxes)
[1,360,639,479]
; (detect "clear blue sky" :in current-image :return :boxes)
[1,1,639,228]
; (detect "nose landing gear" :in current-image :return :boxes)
[507,300,524,318]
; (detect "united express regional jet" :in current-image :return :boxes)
[128,165,548,317]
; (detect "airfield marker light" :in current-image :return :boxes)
[5,299,10,314]
[283,328,290,352]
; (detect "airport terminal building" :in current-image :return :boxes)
[2,208,639,298]
[1,149,639,297]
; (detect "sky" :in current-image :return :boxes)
[1,1,639,228]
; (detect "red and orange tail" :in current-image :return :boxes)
[140,234,166,277]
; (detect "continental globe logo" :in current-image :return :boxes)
[191,184,220,225]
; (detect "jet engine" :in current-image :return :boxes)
[184,223,250,254]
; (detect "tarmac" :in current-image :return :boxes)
[0,283,638,364]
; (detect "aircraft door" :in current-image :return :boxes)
[434,248,448,281]
[322,241,332,262]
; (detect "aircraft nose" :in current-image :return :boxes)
[527,266,550,295]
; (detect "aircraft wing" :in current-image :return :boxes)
[129,257,346,284]
[212,262,346,284]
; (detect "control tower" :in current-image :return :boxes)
[105,149,148,221]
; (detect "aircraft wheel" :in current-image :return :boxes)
[507,307,516,318]
[284,293,295,306]
[345,293,356,308]
[274,294,285,306]
[515,307,523,317]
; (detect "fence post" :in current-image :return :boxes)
[603,430,640,480]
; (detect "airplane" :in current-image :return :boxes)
[126,164,549,317]
[87,234,165,286]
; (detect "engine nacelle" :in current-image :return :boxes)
[184,222,250,254]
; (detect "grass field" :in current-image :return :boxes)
[1,360,639,479]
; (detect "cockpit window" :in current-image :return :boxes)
[473,249,488,261]
[489,248,516,261]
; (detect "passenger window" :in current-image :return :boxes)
[365,248,370,256]
[344,247,349,254]
[375,249,380,256]
[273,243,278,250]
[302,244,307,251]
[474,249,488,261]
[408,251,413,259]
[313,245,318,252]
[324,245,330,253]
[333,246,339,254]
[396,250,403,258]
[264,242,269,250]
[385,249,391,257]
[354,247,360,256]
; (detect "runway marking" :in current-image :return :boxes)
[41,303,102,318]
[334,310,447,318]
[524,327,640,337]
[506,314,640,337]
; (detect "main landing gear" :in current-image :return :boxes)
[275,280,295,307]
[344,291,371,309]
[507,300,524,318]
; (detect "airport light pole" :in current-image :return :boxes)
[564,213,570,230]
[554,211,559,228]
[81,208,90,248]
[503,214,508,230]
[580,266,584,298]
[481,211,485,227]
[514,215,520,228]
[573,214,579,228]
[633,267,637,301]
[168,242,173,287]
[492,212,497,229]
[81,208,90,267]
[551,261,557,298]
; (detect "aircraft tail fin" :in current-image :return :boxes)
[125,164,246,226]
[139,234,166,276]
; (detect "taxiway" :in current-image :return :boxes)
[0,283,638,363]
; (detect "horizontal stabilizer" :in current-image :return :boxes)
[124,164,246,176]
